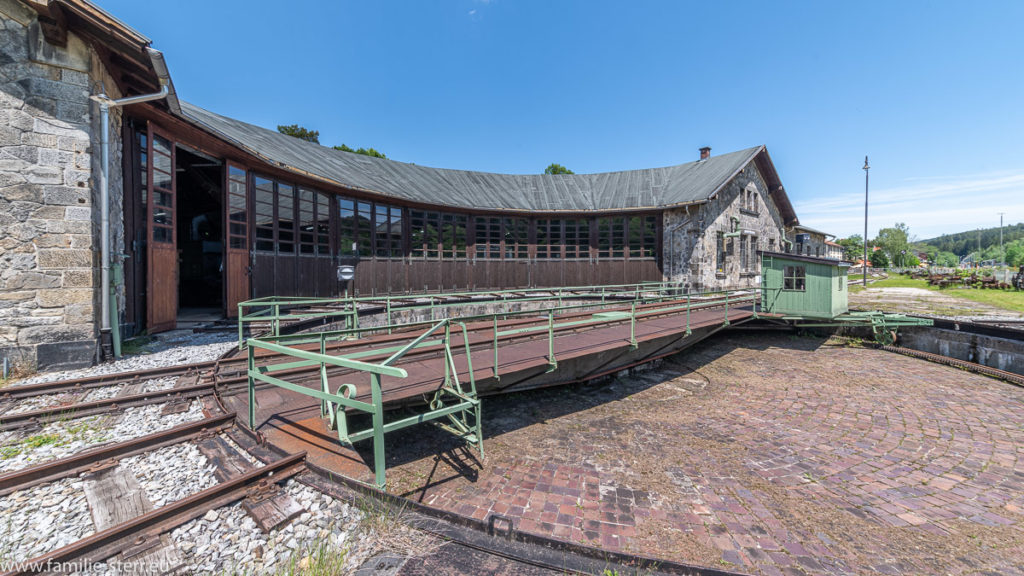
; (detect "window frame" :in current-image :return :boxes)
[783,265,806,291]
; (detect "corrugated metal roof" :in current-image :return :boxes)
[178,101,765,213]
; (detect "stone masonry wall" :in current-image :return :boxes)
[0,0,124,371]
[662,162,787,292]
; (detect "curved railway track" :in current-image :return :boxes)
[2,307,1022,574]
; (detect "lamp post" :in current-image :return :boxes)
[863,156,870,286]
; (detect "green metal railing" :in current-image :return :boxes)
[244,285,758,487]
[237,281,691,349]
[247,318,484,489]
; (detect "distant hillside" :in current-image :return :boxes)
[920,223,1024,256]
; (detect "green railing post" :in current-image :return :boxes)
[370,373,386,489]
[443,321,451,386]
[238,304,245,350]
[247,344,256,429]
[547,310,556,370]
[686,294,691,335]
[386,299,392,335]
[630,300,638,349]
[492,316,500,381]
[723,292,730,326]
[319,333,328,417]
[273,304,281,338]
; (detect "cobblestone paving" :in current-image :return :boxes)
[385,333,1024,575]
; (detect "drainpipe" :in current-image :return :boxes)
[91,48,171,360]
[779,229,793,252]
[723,216,742,238]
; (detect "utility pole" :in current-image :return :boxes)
[863,156,870,286]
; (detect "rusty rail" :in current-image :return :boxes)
[0,382,216,431]
[879,344,1024,387]
[0,363,215,399]
[0,412,235,497]
[2,451,306,576]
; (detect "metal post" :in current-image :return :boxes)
[273,304,280,338]
[238,304,245,350]
[999,212,1005,268]
[723,292,730,326]
[547,310,556,369]
[370,373,386,489]
[319,334,328,417]
[630,301,638,349]
[686,294,691,335]
[492,316,500,381]
[863,156,870,286]
[385,299,392,335]
[247,345,256,429]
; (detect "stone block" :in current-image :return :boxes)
[38,147,72,167]
[63,168,89,186]
[4,144,37,163]
[63,302,93,324]
[64,206,90,221]
[36,339,96,371]
[2,253,34,270]
[20,132,57,147]
[45,219,89,234]
[61,69,89,87]
[27,22,90,72]
[37,287,91,307]
[33,116,86,137]
[33,232,69,247]
[6,107,34,131]
[73,151,91,170]
[31,205,64,219]
[0,171,26,187]
[0,345,36,371]
[23,95,56,117]
[69,233,91,249]
[55,101,88,124]
[42,185,88,205]
[0,290,34,302]
[37,248,91,268]
[3,271,60,290]
[0,182,41,202]
[18,323,92,345]
[24,165,61,184]
[0,124,20,146]
[63,269,94,287]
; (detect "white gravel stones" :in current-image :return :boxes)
[0,400,206,474]
[2,392,79,415]
[168,479,366,575]
[12,330,236,387]
[121,443,218,508]
[0,478,92,562]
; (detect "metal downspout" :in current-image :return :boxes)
[91,48,171,360]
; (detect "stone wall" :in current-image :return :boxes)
[662,162,787,292]
[0,0,123,371]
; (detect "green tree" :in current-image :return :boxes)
[544,163,574,175]
[276,124,320,144]
[935,251,959,267]
[1005,241,1024,267]
[869,250,889,268]
[836,235,864,261]
[874,223,911,266]
[333,144,387,159]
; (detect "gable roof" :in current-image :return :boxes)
[178,101,795,219]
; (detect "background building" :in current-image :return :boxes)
[1,0,813,370]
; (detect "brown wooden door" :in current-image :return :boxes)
[224,164,250,316]
[146,127,178,332]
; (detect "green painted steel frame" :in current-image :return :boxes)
[237,281,690,349]
[245,284,758,489]
[247,318,484,490]
[784,311,934,345]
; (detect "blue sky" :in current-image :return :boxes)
[100,0,1024,241]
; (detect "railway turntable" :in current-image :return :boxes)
[218,285,759,489]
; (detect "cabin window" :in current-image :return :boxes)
[298,188,316,254]
[503,218,529,259]
[536,219,563,259]
[597,217,626,259]
[783,265,806,291]
[338,198,372,256]
[276,183,295,253]
[254,176,275,252]
[374,204,402,258]
[563,219,590,259]
[475,217,502,259]
[227,167,247,250]
[316,192,331,256]
[628,216,656,258]
[151,135,173,243]
[443,213,468,258]
[412,211,467,259]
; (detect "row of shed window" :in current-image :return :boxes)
[715,233,761,273]
[251,174,658,260]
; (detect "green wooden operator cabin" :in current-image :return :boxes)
[759,251,851,318]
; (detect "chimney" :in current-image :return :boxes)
[699,146,711,161]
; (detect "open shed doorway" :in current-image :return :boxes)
[175,145,225,325]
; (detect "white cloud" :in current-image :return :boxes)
[468,8,477,15]
[795,171,1024,240]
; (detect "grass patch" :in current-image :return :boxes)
[0,433,66,459]
[854,274,1024,313]
[943,288,1024,313]
[121,335,156,355]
